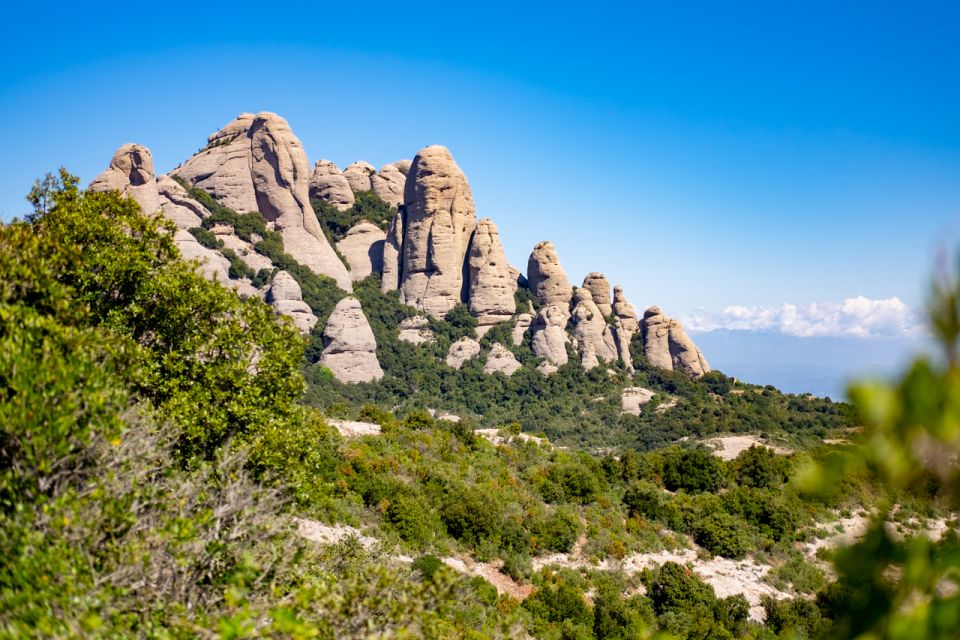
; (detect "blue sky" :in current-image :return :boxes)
[2,1,958,329]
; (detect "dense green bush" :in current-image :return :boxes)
[661,447,729,493]
[693,512,750,559]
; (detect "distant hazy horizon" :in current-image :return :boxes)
[690,329,928,400]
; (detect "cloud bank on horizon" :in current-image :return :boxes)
[684,295,924,339]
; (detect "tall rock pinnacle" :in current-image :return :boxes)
[176,113,352,291]
[399,145,477,318]
[467,218,517,334]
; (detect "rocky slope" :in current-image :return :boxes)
[89,111,710,383]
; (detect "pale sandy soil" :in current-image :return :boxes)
[327,419,381,437]
[474,428,548,447]
[533,545,788,622]
[703,435,792,461]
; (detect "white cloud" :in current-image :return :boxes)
[684,296,924,338]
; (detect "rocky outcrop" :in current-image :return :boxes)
[309,160,355,211]
[613,286,639,334]
[399,145,477,318]
[446,337,481,369]
[214,227,273,272]
[570,288,618,369]
[621,387,655,415]
[467,219,516,333]
[484,343,522,376]
[174,229,231,283]
[380,211,403,293]
[398,316,435,345]
[512,313,533,346]
[527,241,572,311]
[89,143,162,215]
[370,161,409,209]
[530,304,570,368]
[582,273,613,317]
[175,113,261,212]
[156,174,207,229]
[641,306,711,377]
[266,271,317,334]
[343,161,376,193]
[612,285,640,371]
[319,297,383,383]
[336,222,385,282]
[176,113,352,291]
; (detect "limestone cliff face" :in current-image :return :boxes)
[380,210,404,293]
[336,222,385,282]
[156,174,206,229]
[267,271,318,334]
[176,112,352,291]
[527,241,572,312]
[370,161,409,210]
[467,218,516,334]
[399,145,477,318]
[319,297,384,383]
[582,273,613,318]
[343,161,376,193]
[309,160,355,211]
[612,285,639,371]
[570,288,618,369]
[484,343,521,376]
[89,143,162,215]
[641,306,710,377]
[530,304,570,368]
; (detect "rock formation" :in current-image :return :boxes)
[398,316,435,345]
[484,343,522,376]
[527,241,572,311]
[621,387,655,415]
[446,336,481,369]
[380,211,403,293]
[613,286,639,334]
[156,174,207,229]
[176,112,352,291]
[467,219,516,334]
[343,161,376,193]
[399,145,477,318]
[336,222,385,282]
[319,297,383,383]
[266,271,318,334]
[582,273,613,317]
[611,285,640,370]
[309,160,355,211]
[174,229,231,283]
[89,143,162,215]
[641,306,711,377]
[530,304,570,368]
[370,161,409,209]
[570,288,618,369]
[512,313,533,346]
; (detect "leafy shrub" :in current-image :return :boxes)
[534,507,581,552]
[188,225,221,249]
[661,447,728,493]
[440,485,502,546]
[622,480,668,521]
[733,444,788,489]
[411,554,444,581]
[693,512,750,559]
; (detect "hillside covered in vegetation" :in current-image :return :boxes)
[3,169,958,640]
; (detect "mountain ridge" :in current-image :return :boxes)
[88,110,711,385]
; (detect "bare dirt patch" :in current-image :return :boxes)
[328,419,381,437]
[703,435,791,461]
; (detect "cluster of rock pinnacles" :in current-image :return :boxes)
[89,112,709,385]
